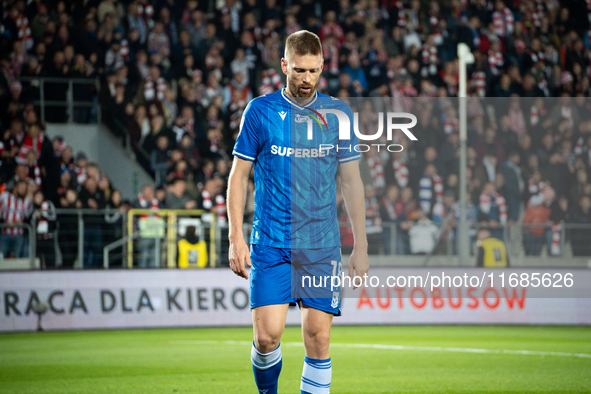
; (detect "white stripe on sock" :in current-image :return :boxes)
[251,343,282,371]
[301,359,331,394]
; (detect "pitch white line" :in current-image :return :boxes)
[170,340,591,359]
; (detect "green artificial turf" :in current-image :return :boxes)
[1,325,590,393]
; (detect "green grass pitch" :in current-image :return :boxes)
[1,325,590,393]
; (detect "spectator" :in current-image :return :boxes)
[0,179,32,258]
[165,177,196,209]
[177,225,208,268]
[523,184,555,255]
[133,185,160,268]
[548,195,574,256]
[408,206,439,255]
[32,190,57,268]
[478,182,507,239]
[379,184,403,255]
[150,135,171,185]
[342,53,368,92]
[501,151,524,223]
[571,195,591,256]
[474,127,505,165]
[418,163,443,218]
[78,177,106,268]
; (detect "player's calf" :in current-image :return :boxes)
[252,342,282,394]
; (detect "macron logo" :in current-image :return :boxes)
[278,111,287,121]
[260,390,268,394]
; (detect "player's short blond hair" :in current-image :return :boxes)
[285,30,322,59]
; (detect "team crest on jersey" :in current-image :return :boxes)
[278,111,287,120]
[331,292,339,308]
[295,113,310,123]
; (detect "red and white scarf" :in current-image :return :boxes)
[323,43,340,75]
[530,105,546,127]
[76,166,87,184]
[470,71,487,97]
[508,106,526,137]
[531,0,543,25]
[395,1,406,26]
[144,77,166,101]
[367,155,385,191]
[429,12,439,28]
[488,51,504,75]
[216,194,226,224]
[392,158,409,188]
[259,69,283,95]
[28,163,42,187]
[9,10,33,50]
[16,134,44,164]
[479,191,507,225]
[528,179,544,195]
[202,191,213,210]
[550,222,562,255]
[137,194,159,210]
[492,7,514,37]
[444,117,459,134]
[421,44,438,76]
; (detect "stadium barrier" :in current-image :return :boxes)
[125,209,217,269]
[17,77,100,124]
[4,215,591,269]
[0,223,36,269]
[1,268,590,332]
[53,209,126,269]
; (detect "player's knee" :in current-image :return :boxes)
[304,329,331,353]
[254,332,281,353]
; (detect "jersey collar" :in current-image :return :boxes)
[281,88,318,110]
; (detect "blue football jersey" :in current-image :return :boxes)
[233,89,360,249]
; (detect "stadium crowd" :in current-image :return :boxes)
[2,0,591,265]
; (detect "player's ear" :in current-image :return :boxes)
[281,58,288,76]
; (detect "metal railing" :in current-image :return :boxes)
[17,76,100,124]
[4,209,591,269]
[55,208,127,269]
[0,223,36,268]
[125,209,215,269]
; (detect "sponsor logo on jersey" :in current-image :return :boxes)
[295,114,309,123]
[270,144,330,158]
[278,111,287,121]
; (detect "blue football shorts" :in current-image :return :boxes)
[249,244,343,316]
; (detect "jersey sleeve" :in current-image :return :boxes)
[232,100,260,162]
[337,104,360,163]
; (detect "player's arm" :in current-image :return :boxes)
[227,157,253,279]
[339,159,369,284]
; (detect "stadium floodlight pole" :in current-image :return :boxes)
[457,43,474,267]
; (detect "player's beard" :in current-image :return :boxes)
[287,77,317,103]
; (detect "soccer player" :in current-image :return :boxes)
[227,30,368,394]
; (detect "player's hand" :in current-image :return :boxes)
[228,236,252,280]
[347,245,369,290]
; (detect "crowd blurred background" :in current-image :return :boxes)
[1,0,591,267]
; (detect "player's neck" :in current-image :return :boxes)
[284,86,316,106]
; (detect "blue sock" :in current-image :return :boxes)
[301,356,332,394]
[251,342,282,394]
